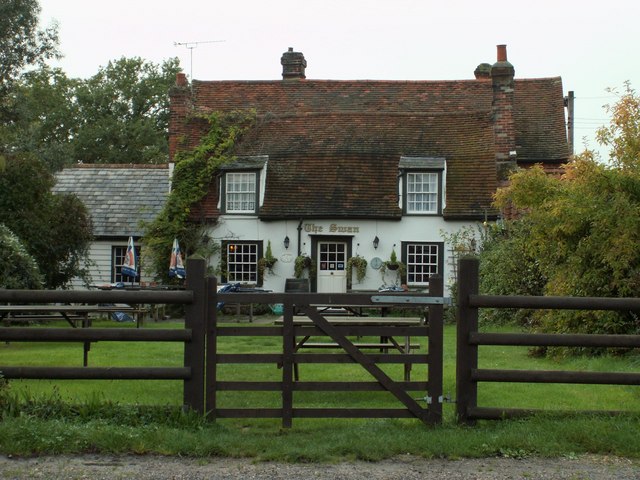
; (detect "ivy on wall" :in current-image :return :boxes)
[143,109,257,282]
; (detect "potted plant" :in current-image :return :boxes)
[347,255,368,283]
[294,254,316,279]
[258,240,277,279]
[380,248,406,278]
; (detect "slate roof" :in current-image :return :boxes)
[53,164,170,238]
[171,72,569,220]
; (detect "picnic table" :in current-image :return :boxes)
[0,304,142,366]
[216,284,272,322]
[275,314,423,381]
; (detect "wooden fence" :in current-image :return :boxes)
[456,257,640,424]
[0,258,205,413]
[0,259,444,427]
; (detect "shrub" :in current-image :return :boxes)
[0,224,43,289]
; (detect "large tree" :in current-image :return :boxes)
[72,56,181,165]
[3,57,181,169]
[487,83,640,338]
[0,0,58,116]
[3,67,78,171]
[0,154,93,288]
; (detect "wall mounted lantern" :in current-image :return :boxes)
[373,236,379,249]
[284,236,290,249]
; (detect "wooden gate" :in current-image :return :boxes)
[207,276,444,428]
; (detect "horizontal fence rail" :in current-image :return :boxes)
[0,289,193,305]
[0,328,191,342]
[0,367,191,380]
[470,294,640,311]
[456,257,640,424]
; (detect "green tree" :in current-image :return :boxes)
[486,83,640,340]
[493,156,640,337]
[3,67,78,171]
[72,57,181,165]
[478,220,546,326]
[2,57,181,170]
[0,154,93,288]
[0,0,59,160]
[0,0,58,121]
[597,81,640,170]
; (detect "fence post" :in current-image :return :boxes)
[456,257,479,425]
[205,275,218,419]
[281,302,295,428]
[183,257,206,414]
[427,274,444,424]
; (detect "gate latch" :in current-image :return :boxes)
[371,295,452,305]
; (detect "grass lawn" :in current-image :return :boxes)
[0,316,639,460]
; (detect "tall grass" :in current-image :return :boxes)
[1,318,639,460]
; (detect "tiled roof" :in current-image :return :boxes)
[514,77,570,162]
[234,110,497,219]
[171,75,569,219]
[53,164,170,238]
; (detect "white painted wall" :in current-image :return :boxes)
[67,240,157,290]
[210,215,479,296]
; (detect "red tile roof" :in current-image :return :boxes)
[170,75,569,220]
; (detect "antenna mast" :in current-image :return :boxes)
[174,40,225,80]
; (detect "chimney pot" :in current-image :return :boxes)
[497,44,507,62]
[474,63,492,80]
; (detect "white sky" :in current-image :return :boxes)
[38,0,640,161]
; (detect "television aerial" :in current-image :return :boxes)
[174,40,226,80]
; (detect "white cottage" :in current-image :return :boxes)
[168,45,570,294]
[53,164,172,288]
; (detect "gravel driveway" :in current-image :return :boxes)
[2,454,639,479]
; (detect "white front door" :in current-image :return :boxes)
[317,241,347,293]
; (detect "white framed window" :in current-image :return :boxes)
[406,172,439,214]
[112,245,140,283]
[403,242,442,286]
[399,156,445,215]
[224,241,260,284]
[225,172,257,213]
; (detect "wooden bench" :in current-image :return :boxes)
[298,342,420,350]
[2,313,87,326]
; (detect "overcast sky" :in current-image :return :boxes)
[38,0,640,160]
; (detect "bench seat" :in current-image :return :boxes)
[299,342,420,350]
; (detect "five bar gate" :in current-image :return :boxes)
[208,276,444,427]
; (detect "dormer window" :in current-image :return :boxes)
[406,172,439,214]
[219,155,268,215]
[225,172,257,213]
[399,156,445,216]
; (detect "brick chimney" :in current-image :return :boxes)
[491,44,516,183]
[168,72,192,161]
[281,47,307,80]
[175,72,188,87]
